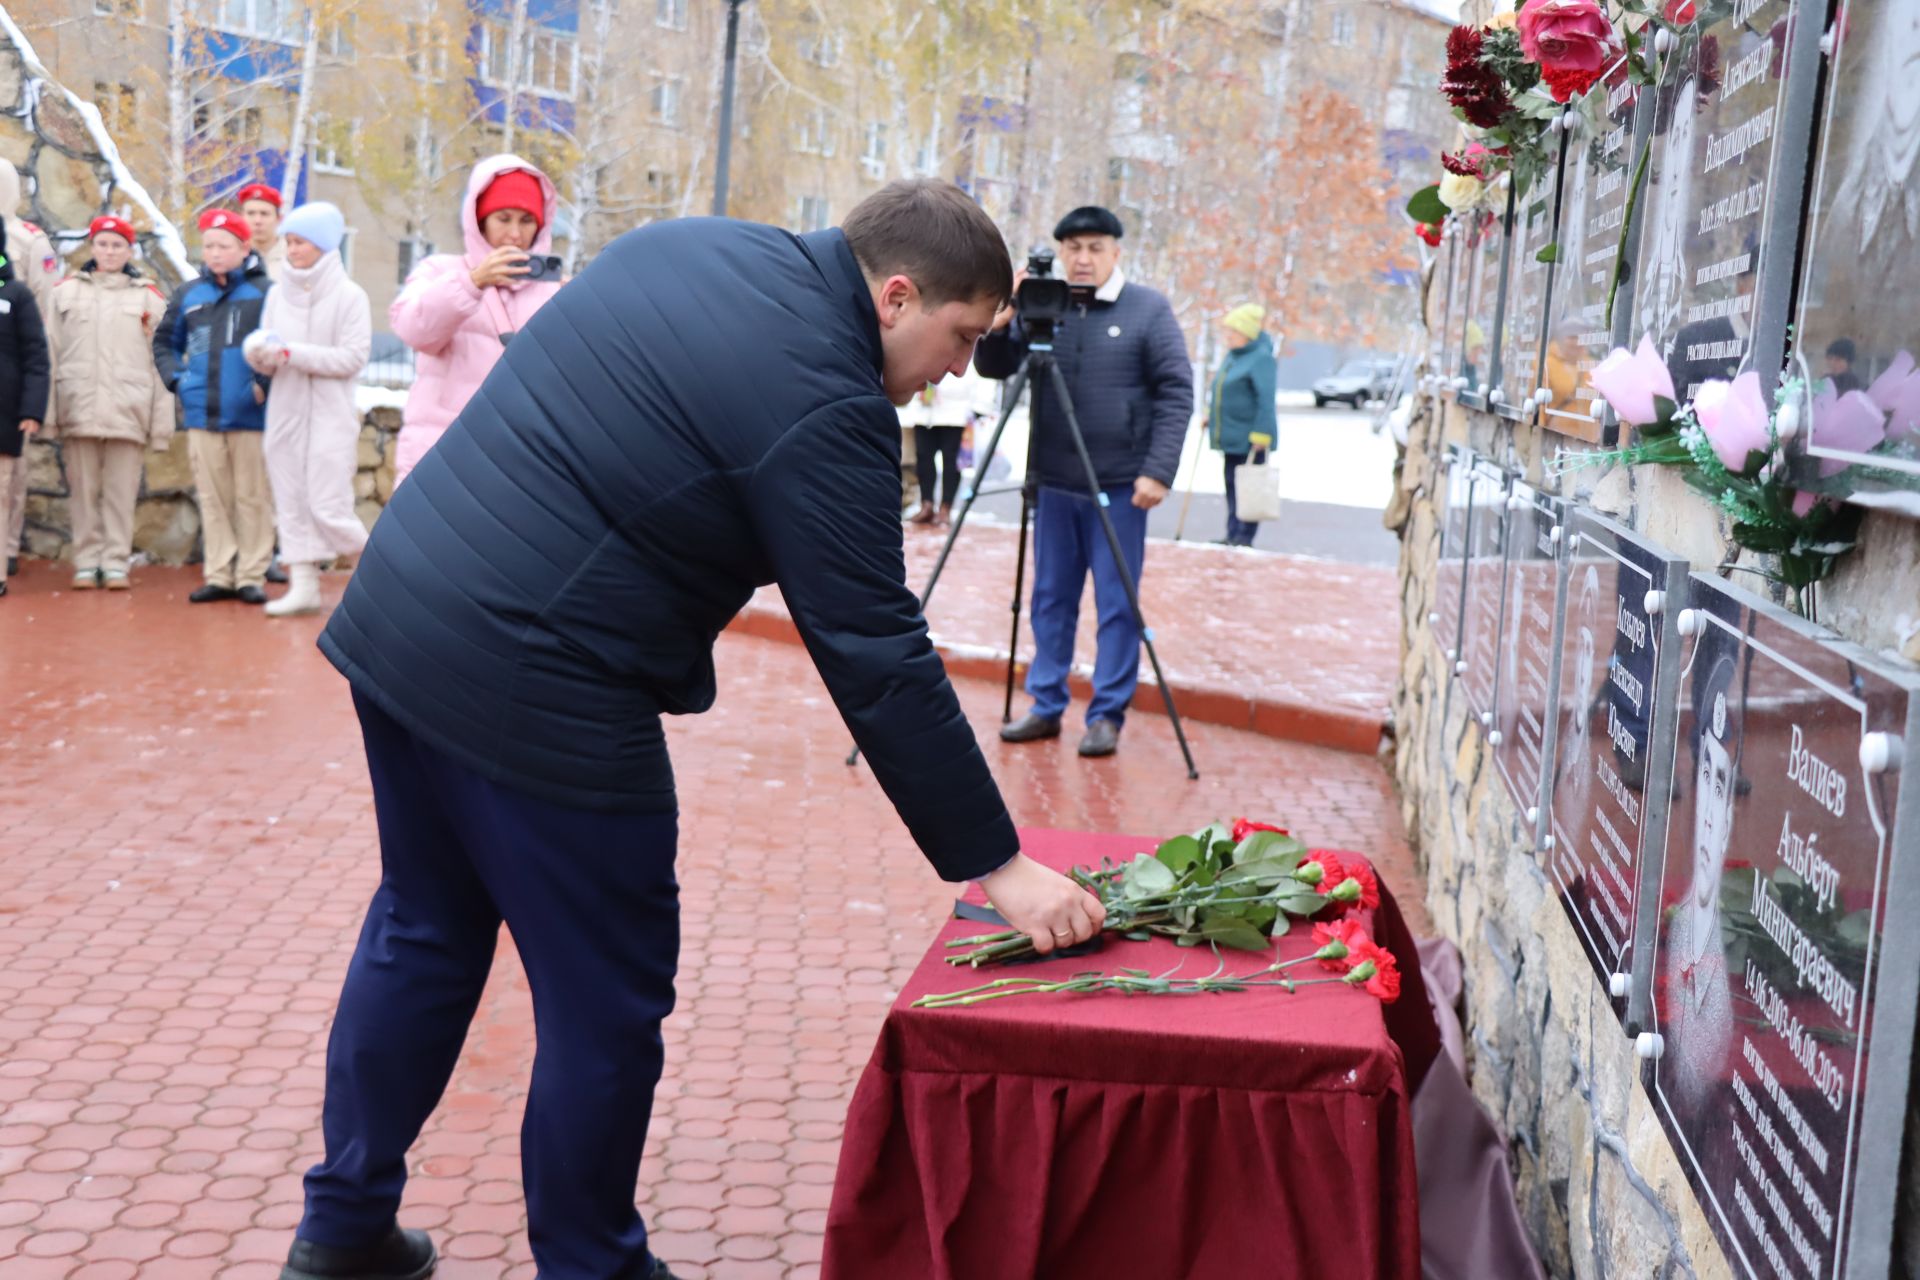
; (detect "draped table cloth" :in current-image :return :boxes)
[823,828,1438,1280]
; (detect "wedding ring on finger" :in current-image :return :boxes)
[1050,928,1074,938]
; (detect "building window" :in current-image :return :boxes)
[398,234,432,284]
[655,0,685,29]
[977,132,1006,180]
[215,0,300,43]
[405,26,451,77]
[479,22,578,98]
[1330,10,1356,45]
[323,14,355,59]
[93,0,140,17]
[915,138,935,175]
[799,31,840,68]
[793,107,835,156]
[861,121,886,177]
[650,76,682,126]
[93,82,138,137]
[311,114,355,174]
[643,167,678,208]
[794,195,829,232]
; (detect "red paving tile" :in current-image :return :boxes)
[0,563,1422,1277]
[732,523,1399,753]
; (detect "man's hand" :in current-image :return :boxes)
[1132,476,1169,509]
[978,852,1106,955]
[989,267,1028,332]
[19,419,39,437]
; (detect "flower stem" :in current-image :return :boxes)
[1605,128,1653,331]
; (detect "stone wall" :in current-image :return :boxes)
[1391,285,1920,1275]
[19,407,399,564]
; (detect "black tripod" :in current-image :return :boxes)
[845,340,1200,781]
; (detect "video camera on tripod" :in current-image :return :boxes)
[1012,249,1094,344]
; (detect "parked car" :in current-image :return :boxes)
[1311,358,1398,408]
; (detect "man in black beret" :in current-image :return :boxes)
[975,205,1193,758]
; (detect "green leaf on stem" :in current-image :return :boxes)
[1124,853,1177,900]
[1199,916,1272,952]
[1406,184,1448,225]
[1176,933,1203,948]
[1536,242,1559,264]
[1269,885,1330,917]
[1234,830,1306,866]
[1154,835,1204,877]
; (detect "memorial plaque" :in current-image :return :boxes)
[1496,144,1565,421]
[1458,458,1510,730]
[1431,445,1473,670]
[1634,0,1807,401]
[1545,508,1688,1024]
[1440,233,1471,401]
[1493,483,1566,849]
[1789,0,1920,501]
[1453,209,1502,407]
[1646,574,1920,1280]
[1543,56,1646,442]
[1428,231,1458,401]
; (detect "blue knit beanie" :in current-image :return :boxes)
[280,202,346,254]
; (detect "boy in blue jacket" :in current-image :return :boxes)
[152,207,274,604]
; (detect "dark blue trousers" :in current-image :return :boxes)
[1222,451,1258,546]
[300,691,679,1280]
[1026,484,1148,726]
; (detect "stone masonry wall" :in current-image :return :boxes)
[19,407,399,565]
[1391,274,1920,1277]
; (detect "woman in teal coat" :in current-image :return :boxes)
[1209,303,1277,546]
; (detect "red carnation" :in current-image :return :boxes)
[1441,24,1513,129]
[1231,818,1289,842]
[1441,149,1487,178]
[1342,859,1382,912]
[1416,222,1443,247]
[1311,918,1372,971]
[1316,853,1382,913]
[1343,941,1402,1002]
[1663,0,1696,22]
[1541,62,1605,102]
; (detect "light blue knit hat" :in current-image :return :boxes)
[280,201,346,254]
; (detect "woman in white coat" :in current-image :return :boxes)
[244,202,371,617]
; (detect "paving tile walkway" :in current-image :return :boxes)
[0,565,1422,1278]
[732,523,1402,753]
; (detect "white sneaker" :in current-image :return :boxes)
[264,562,324,617]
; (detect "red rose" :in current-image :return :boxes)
[1662,0,1696,23]
[1441,149,1487,178]
[1231,818,1289,842]
[1311,919,1372,971]
[1517,0,1618,80]
[1541,62,1605,102]
[1416,223,1443,247]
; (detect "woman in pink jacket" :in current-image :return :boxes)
[389,155,563,484]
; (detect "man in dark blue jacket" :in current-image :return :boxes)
[280,181,1106,1280]
[974,206,1193,758]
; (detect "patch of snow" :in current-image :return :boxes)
[354,384,410,413]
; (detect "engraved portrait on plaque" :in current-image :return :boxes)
[1494,483,1566,850]
[1455,208,1503,405]
[1635,0,1802,401]
[1545,509,1688,1023]
[1647,574,1920,1280]
[1545,57,1645,442]
[1459,459,1510,729]
[1789,0,1920,500]
[1497,150,1564,422]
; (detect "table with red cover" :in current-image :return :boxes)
[823,829,1438,1280]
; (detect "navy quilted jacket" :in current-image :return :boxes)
[973,278,1193,490]
[319,220,1018,881]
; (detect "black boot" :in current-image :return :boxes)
[999,713,1062,743]
[237,584,269,605]
[189,583,239,603]
[280,1225,436,1280]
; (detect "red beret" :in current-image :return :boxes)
[476,170,545,230]
[89,215,135,244]
[198,208,251,245]
[236,184,282,209]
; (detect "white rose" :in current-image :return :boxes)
[1438,172,1486,211]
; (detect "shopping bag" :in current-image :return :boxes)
[1233,447,1283,523]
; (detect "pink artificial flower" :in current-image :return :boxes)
[1693,371,1772,472]
[1518,0,1618,77]
[1791,490,1828,518]
[1810,388,1888,476]
[1866,349,1917,413]
[1587,335,1676,427]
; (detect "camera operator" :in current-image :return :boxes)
[975,206,1193,758]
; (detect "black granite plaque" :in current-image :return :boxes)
[1545,508,1688,1024]
[1458,459,1510,730]
[1635,0,1805,401]
[1429,231,1458,399]
[1431,445,1472,670]
[1440,233,1471,400]
[1646,574,1920,1280]
[1788,0,1920,503]
[1496,149,1564,421]
[1493,483,1566,849]
[1451,209,1503,407]
[1544,56,1645,441]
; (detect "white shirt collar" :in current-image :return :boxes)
[1093,267,1127,304]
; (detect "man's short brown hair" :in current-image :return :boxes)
[841,179,1012,309]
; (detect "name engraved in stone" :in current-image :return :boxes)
[1596,166,1625,199]
[1606,700,1639,761]
[1733,0,1768,25]
[1722,42,1774,101]
[1687,336,1747,363]
[1608,657,1645,715]
[1597,753,1641,827]
[1697,182,1767,235]
[1739,1038,1837,1240]
[1604,123,1627,156]
[1787,724,1847,818]
[1776,812,1841,911]
[1685,294,1754,325]
[1703,106,1776,175]
[1695,252,1754,288]
[1590,204,1625,238]
[1751,874,1860,1031]
[1615,595,1647,650]
[1608,78,1634,112]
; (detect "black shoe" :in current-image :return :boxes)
[999,713,1062,744]
[649,1259,684,1280]
[267,562,289,584]
[281,1225,436,1280]
[189,584,239,603]
[0,580,8,598]
[1078,719,1121,757]
[5,556,15,576]
[237,585,269,605]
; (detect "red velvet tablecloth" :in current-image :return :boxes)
[823,829,1437,1280]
